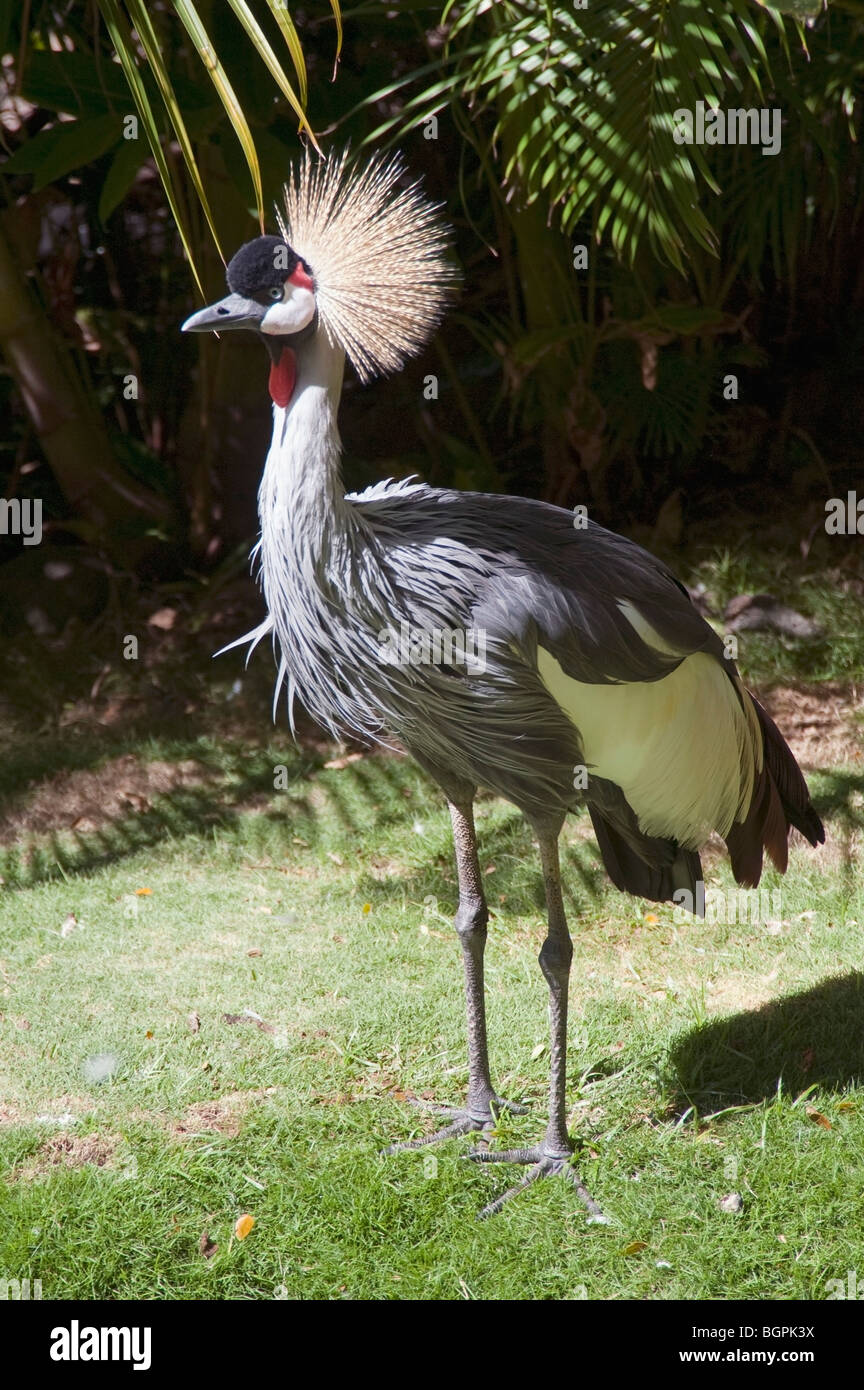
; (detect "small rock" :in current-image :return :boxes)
[720,1192,744,1213]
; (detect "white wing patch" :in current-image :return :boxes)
[537,642,760,849]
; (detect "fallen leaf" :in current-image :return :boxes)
[323,753,364,770]
[247,948,263,958]
[235,1213,255,1240]
[187,1012,201,1033]
[327,852,344,867]
[620,1240,648,1256]
[805,1106,832,1130]
[145,1030,153,1040]
[837,1101,856,1113]
[222,1013,275,1035]
[362,903,372,915]
[135,888,152,897]
[199,1231,218,1259]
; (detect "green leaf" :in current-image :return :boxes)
[98,136,147,222]
[265,0,309,104]
[0,0,16,60]
[174,0,264,228]
[226,0,312,142]
[96,0,206,298]
[17,50,132,114]
[3,113,121,190]
[756,0,822,15]
[126,0,225,259]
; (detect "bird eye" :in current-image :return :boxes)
[269,287,283,301]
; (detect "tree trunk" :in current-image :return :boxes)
[0,211,175,566]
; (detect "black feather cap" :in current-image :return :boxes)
[226,235,311,297]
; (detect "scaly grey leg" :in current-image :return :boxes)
[385,798,525,1154]
[466,822,605,1221]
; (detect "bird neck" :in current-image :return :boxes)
[258,328,353,560]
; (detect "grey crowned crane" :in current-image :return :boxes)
[183,151,824,1220]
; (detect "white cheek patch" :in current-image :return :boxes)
[261,285,316,335]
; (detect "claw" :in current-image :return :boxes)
[382,1113,488,1155]
[383,1091,528,1156]
[464,1145,605,1222]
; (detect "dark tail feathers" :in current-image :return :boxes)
[725,695,824,888]
[588,807,704,915]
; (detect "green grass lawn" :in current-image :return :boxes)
[0,539,862,1300]
[1,736,863,1301]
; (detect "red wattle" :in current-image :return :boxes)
[288,262,314,292]
[269,346,297,407]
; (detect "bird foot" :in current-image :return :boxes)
[464,1145,607,1222]
[383,1093,527,1155]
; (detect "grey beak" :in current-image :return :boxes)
[181,292,266,334]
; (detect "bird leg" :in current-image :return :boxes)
[466,824,605,1221]
[384,799,525,1154]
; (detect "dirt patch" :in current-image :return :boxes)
[0,754,217,842]
[172,1087,276,1137]
[0,1094,94,1128]
[11,1132,122,1181]
[756,683,863,770]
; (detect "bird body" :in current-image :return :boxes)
[183,150,823,1217]
[253,365,815,894]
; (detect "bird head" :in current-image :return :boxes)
[182,236,317,404]
[182,235,316,348]
[181,150,457,406]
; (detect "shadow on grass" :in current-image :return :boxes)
[811,768,864,899]
[350,810,606,920]
[666,971,864,1117]
[0,744,430,890]
[0,708,608,917]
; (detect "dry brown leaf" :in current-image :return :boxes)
[199,1231,218,1259]
[805,1106,832,1130]
[222,1013,275,1035]
[620,1240,647,1256]
[235,1213,255,1240]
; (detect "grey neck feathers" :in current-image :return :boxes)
[258,329,359,583]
